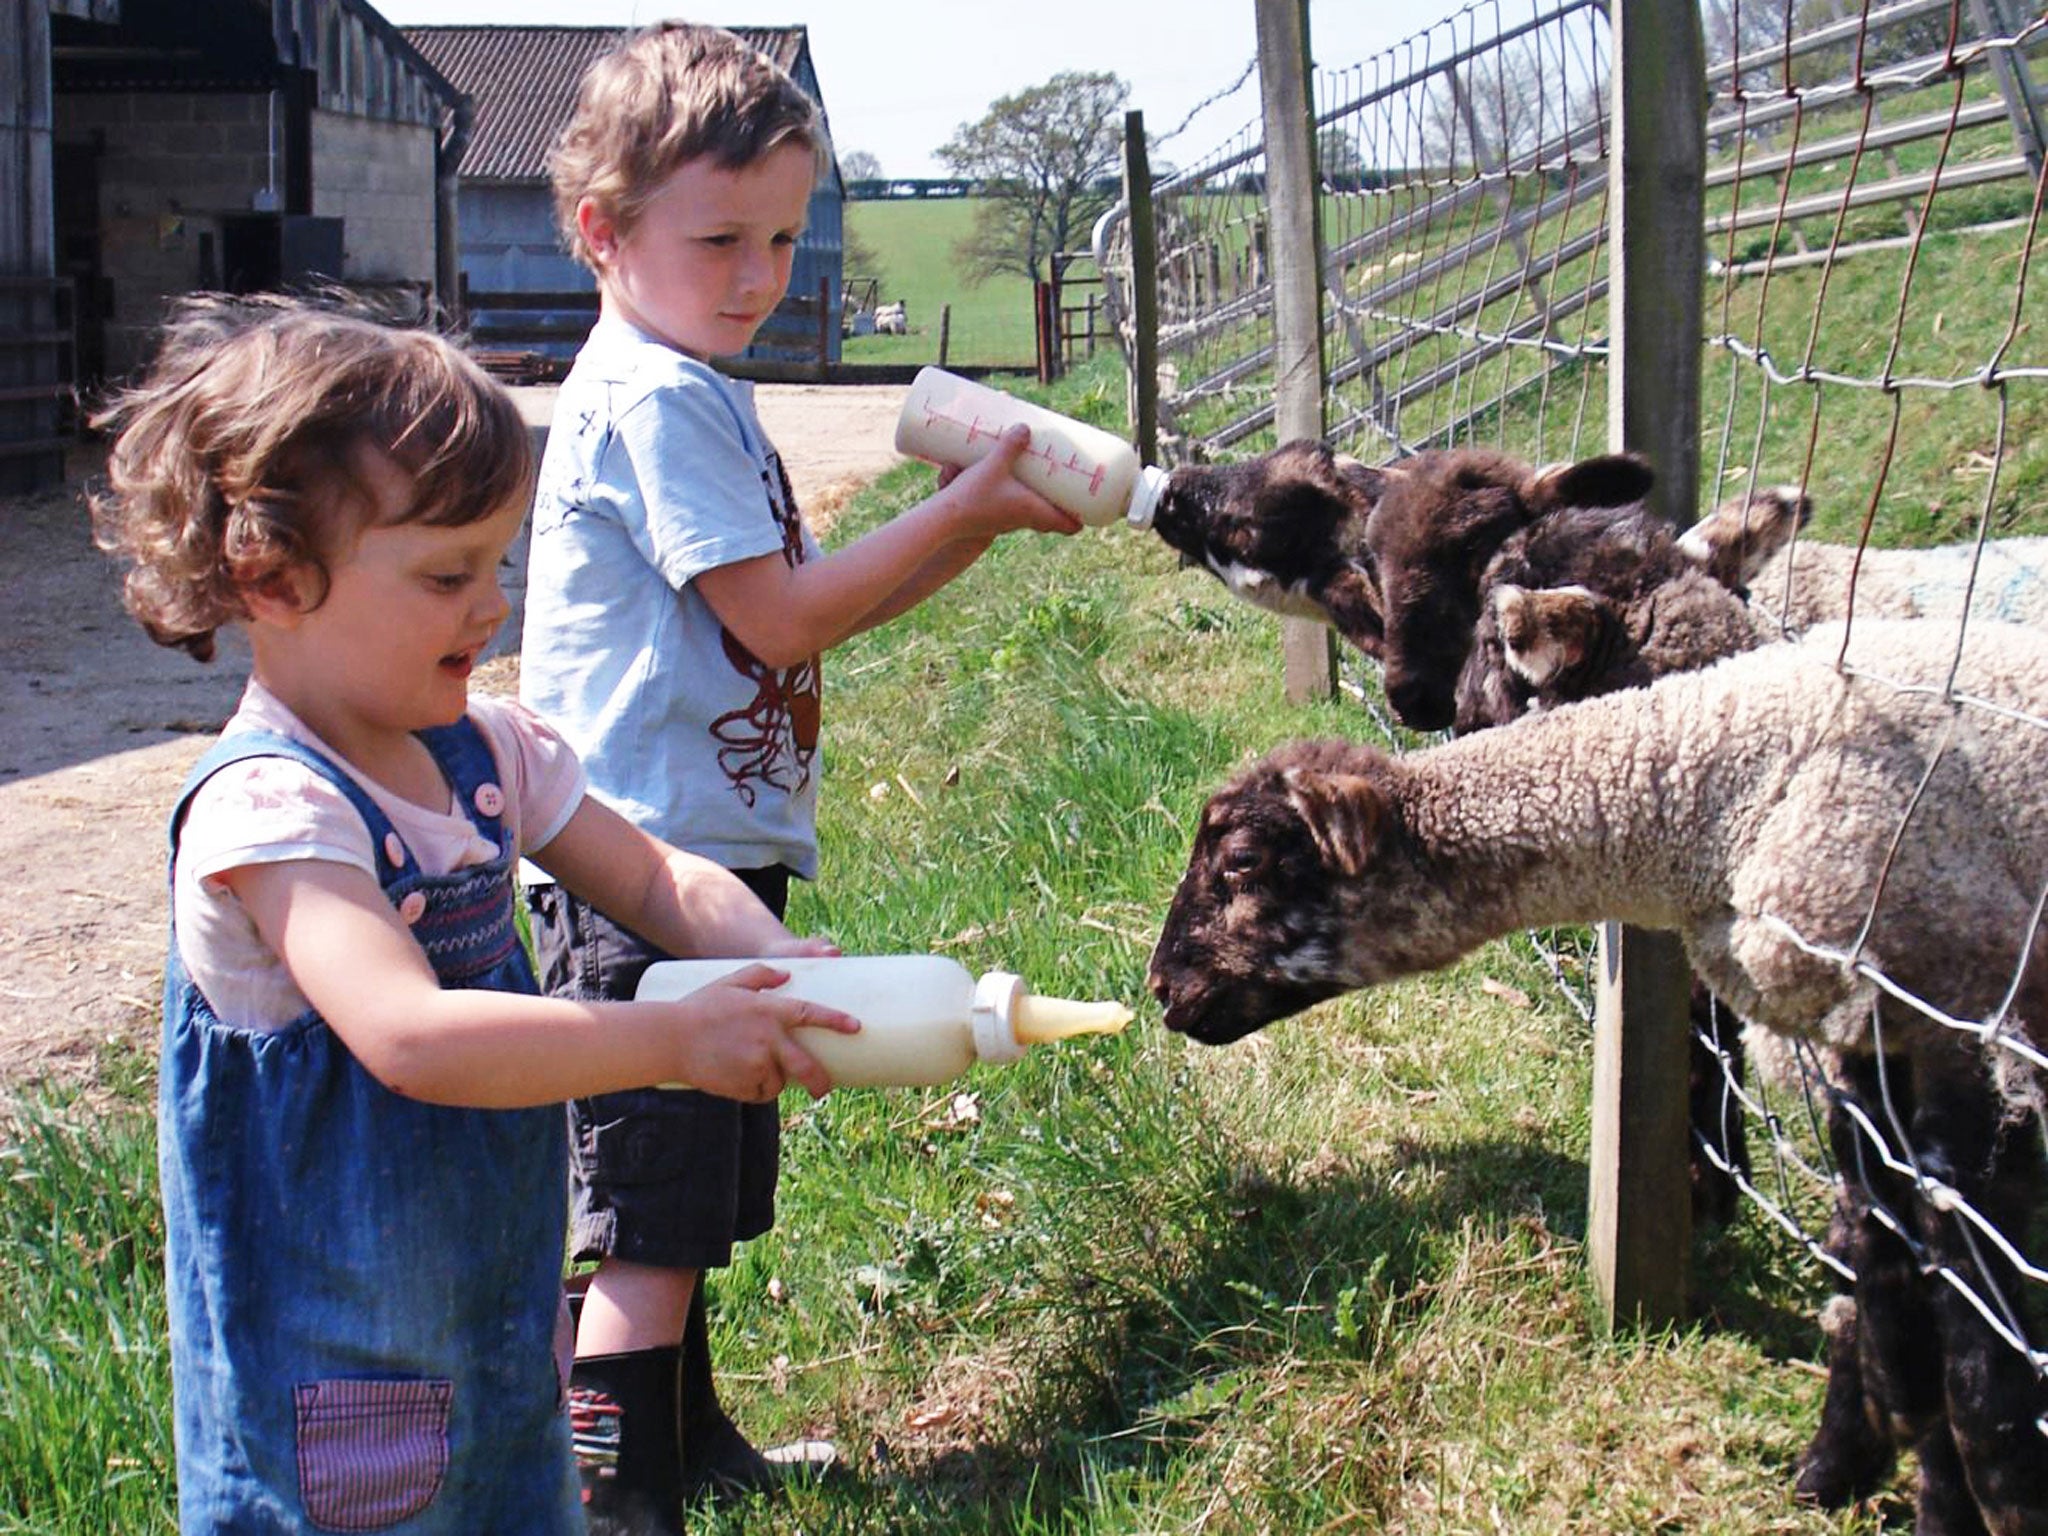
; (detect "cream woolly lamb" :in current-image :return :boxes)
[1150,620,2048,1536]
[1682,490,2048,632]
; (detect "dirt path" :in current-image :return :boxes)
[0,383,909,1086]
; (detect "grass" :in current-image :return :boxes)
[842,199,1041,369]
[2,351,1918,1532]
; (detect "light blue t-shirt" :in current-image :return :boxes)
[520,315,822,877]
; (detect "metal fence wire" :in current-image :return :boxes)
[1095,0,2048,1458]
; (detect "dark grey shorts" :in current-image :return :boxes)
[526,871,791,1271]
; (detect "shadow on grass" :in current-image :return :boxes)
[749,1130,1595,1529]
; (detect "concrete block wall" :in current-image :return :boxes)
[310,111,435,284]
[55,92,275,377]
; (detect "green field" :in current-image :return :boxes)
[843,198,1042,369]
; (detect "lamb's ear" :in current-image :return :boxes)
[1678,485,1813,589]
[1331,454,1391,510]
[1282,765,1388,877]
[1525,453,1655,515]
[1494,583,1609,687]
[1318,565,1385,657]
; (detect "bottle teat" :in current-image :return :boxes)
[1010,993,1136,1044]
[970,970,1132,1064]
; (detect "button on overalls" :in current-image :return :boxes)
[158,722,580,1533]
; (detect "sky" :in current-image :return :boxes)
[377,0,1459,180]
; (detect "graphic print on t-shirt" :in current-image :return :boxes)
[709,453,821,807]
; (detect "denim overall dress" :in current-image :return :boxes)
[158,722,580,1534]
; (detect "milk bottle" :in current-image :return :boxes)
[894,366,1168,528]
[636,953,1133,1089]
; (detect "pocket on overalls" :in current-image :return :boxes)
[293,1378,452,1530]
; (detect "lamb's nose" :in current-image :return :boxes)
[1386,677,1452,733]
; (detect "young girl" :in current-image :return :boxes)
[92,294,857,1535]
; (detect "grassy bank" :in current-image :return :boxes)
[2,354,1905,1532]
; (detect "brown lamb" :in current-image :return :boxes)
[1150,619,2048,1536]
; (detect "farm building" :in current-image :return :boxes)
[0,0,463,489]
[401,24,847,371]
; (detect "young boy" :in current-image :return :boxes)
[521,22,1079,1532]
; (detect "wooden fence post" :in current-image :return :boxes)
[1255,0,1336,704]
[1123,109,1160,467]
[1034,279,1056,384]
[1589,0,1706,1333]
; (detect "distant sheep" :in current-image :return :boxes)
[1150,620,2048,1536]
[874,300,908,335]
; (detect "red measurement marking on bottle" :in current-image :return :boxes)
[917,397,1109,496]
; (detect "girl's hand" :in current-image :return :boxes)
[664,963,859,1101]
[936,425,1083,538]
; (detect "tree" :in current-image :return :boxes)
[1319,126,1365,190]
[937,70,1129,284]
[839,149,883,183]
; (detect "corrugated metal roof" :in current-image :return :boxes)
[401,24,813,185]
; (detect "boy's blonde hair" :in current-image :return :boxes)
[550,21,829,271]
[91,294,531,662]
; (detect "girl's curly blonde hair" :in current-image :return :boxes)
[90,294,531,662]
[550,21,830,271]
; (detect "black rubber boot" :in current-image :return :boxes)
[569,1347,685,1536]
[678,1284,838,1504]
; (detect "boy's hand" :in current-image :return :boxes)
[758,932,842,960]
[936,424,1084,538]
[663,962,859,1101]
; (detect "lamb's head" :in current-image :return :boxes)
[1149,738,1472,1043]
[1452,502,1783,733]
[1145,439,1388,655]
[1367,449,1655,732]
[1675,483,1812,590]
[1455,583,1632,732]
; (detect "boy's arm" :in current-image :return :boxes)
[528,794,832,961]
[221,855,850,1107]
[695,425,1079,667]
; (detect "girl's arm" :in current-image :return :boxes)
[528,793,834,962]
[695,425,1079,667]
[221,857,853,1108]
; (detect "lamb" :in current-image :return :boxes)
[1143,438,1391,653]
[1407,472,2048,733]
[873,300,908,335]
[1682,491,2048,632]
[1452,499,1777,735]
[1140,441,1654,689]
[1149,619,2048,1536]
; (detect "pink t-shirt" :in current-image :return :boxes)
[173,681,586,1031]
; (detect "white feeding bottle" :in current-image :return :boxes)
[635,953,1133,1090]
[895,366,1168,529]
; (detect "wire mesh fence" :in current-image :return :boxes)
[1096,0,2048,1485]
